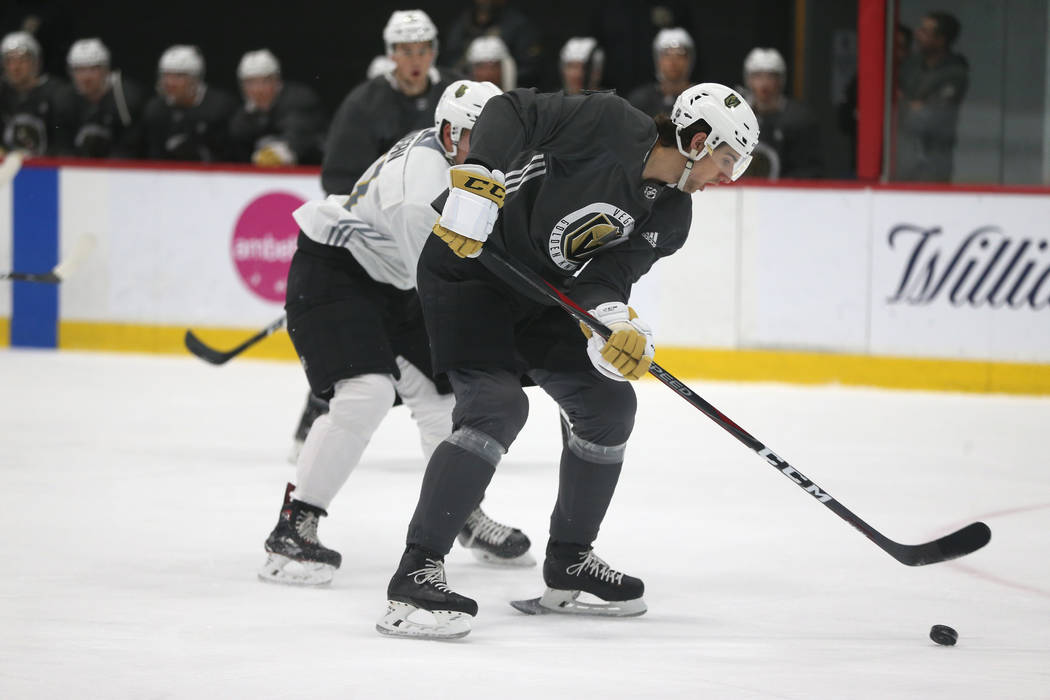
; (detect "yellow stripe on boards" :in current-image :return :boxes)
[58,320,297,361]
[0,317,9,346]
[31,321,1050,396]
[654,347,1050,396]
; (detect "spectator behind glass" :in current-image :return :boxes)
[321,9,463,195]
[0,30,76,156]
[895,11,968,182]
[465,35,516,91]
[67,38,146,158]
[559,37,603,95]
[837,24,911,178]
[142,45,237,162]
[229,49,327,167]
[441,0,541,88]
[627,27,695,118]
[742,47,823,179]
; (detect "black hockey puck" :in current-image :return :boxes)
[929,624,958,646]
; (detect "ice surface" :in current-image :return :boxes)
[2,349,1048,699]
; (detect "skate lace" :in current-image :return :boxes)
[565,550,624,585]
[295,511,320,544]
[409,559,453,593]
[466,509,513,545]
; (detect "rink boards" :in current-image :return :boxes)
[2,160,1049,394]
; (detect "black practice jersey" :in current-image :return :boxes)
[0,75,77,156]
[142,85,238,162]
[321,68,462,195]
[69,72,147,158]
[229,82,327,165]
[466,89,692,310]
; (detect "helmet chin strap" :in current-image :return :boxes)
[676,148,699,190]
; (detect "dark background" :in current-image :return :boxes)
[2,0,857,176]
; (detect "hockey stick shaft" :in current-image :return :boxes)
[183,315,287,365]
[482,247,990,566]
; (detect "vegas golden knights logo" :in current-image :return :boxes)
[568,213,620,255]
[549,203,635,271]
[455,84,469,98]
[724,93,741,108]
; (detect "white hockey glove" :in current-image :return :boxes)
[579,302,655,381]
[432,163,505,258]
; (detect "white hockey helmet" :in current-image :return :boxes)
[559,37,604,71]
[671,82,759,183]
[466,36,509,64]
[743,47,786,77]
[433,79,502,158]
[67,38,110,68]
[238,49,280,80]
[159,45,204,77]
[1,31,41,58]
[652,28,694,80]
[383,10,438,57]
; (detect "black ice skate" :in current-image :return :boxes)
[456,506,536,567]
[288,392,329,463]
[258,483,342,586]
[377,545,478,640]
[511,541,647,617]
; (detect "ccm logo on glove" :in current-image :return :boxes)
[433,164,506,258]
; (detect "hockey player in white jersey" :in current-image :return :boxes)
[259,80,534,586]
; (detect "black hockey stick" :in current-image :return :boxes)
[184,315,287,365]
[482,246,991,566]
[1,233,97,283]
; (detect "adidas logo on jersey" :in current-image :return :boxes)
[642,231,659,248]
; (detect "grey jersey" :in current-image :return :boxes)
[466,89,693,310]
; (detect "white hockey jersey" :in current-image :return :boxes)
[293,128,450,290]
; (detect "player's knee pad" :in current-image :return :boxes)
[327,373,397,435]
[563,380,637,457]
[448,369,530,448]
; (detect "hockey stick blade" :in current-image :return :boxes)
[1,233,97,283]
[481,247,992,566]
[883,521,991,566]
[184,315,287,365]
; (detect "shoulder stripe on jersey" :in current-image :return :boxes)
[506,167,546,194]
[505,154,545,185]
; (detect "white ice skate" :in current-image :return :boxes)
[258,553,336,586]
[376,601,473,640]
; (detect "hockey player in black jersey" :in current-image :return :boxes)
[141,45,237,162]
[627,28,696,119]
[229,50,327,167]
[66,38,146,159]
[0,31,76,156]
[378,83,759,639]
[320,10,462,195]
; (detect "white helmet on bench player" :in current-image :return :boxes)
[434,79,502,158]
[383,10,438,57]
[670,82,758,184]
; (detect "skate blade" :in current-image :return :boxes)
[469,548,537,568]
[511,588,647,617]
[257,553,335,586]
[375,601,472,640]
